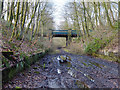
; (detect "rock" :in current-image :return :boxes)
[57,56,66,63]
[60,56,66,61]
[57,69,61,74]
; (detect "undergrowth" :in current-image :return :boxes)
[84,38,109,55]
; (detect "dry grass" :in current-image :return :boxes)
[65,42,85,55]
[66,26,118,55]
[52,37,66,48]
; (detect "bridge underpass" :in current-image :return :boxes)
[44,29,79,46]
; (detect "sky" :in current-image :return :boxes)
[52,0,69,29]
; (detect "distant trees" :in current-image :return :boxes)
[0,0,118,43]
[61,1,118,44]
[1,0,54,41]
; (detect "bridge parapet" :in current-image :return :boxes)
[49,29,78,37]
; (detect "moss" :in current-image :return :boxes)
[37,64,42,67]
[88,63,94,67]
[67,62,72,67]
[2,56,10,68]
[43,63,46,69]
[89,61,102,69]
[81,62,88,67]
[60,56,66,61]
[75,80,89,88]
[93,53,119,63]
[15,86,22,89]
[2,49,49,83]
[34,71,40,74]
[67,55,71,61]
[63,48,69,52]
[33,67,38,69]
[8,68,16,79]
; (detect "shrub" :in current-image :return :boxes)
[84,38,104,55]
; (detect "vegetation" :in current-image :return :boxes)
[1,0,54,68]
[1,0,54,41]
[60,1,118,57]
[0,0,119,87]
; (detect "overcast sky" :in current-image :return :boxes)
[52,0,69,29]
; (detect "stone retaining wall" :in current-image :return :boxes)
[2,49,49,84]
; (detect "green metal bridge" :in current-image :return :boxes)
[51,30,78,37]
[46,29,79,46]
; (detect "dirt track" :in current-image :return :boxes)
[3,49,119,88]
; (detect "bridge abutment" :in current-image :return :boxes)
[66,36,72,47]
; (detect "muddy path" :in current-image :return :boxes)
[3,48,119,88]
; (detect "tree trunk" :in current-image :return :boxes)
[98,2,103,26]
[83,1,90,37]
[30,23,35,41]
[86,2,94,30]
[21,1,28,40]
[0,0,4,18]
[103,2,114,28]
[81,17,86,36]
[37,20,41,36]
[73,1,82,37]
[19,2,24,39]
[25,2,38,34]
[11,1,20,39]
[107,2,115,23]
[94,2,98,27]
[40,2,47,37]
[41,20,44,37]
[8,1,14,25]
[7,2,10,21]
[33,3,40,37]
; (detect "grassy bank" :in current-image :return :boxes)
[63,27,119,62]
